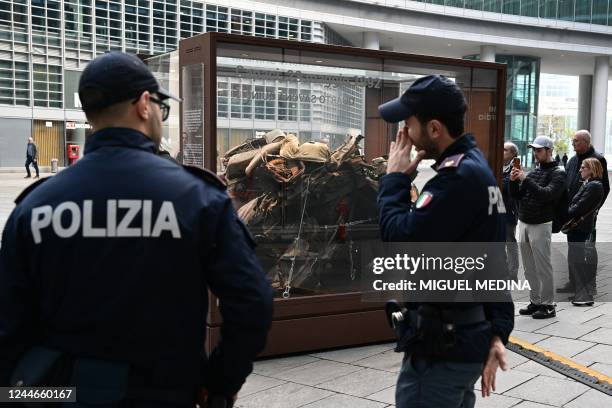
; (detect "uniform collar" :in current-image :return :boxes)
[84,128,157,155]
[434,134,476,168]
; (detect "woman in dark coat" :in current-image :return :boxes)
[566,157,604,306]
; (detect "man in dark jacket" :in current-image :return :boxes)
[0,52,273,406]
[510,136,566,319]
[24,137,40,179]
[377,75,514,408]
[502,142,519,280]
[558,129,609,294]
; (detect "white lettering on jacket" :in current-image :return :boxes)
[30,200,182,244]
[487,186,507,215]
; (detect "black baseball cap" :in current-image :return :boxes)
[378,75,466,123]
[78,51,180,113]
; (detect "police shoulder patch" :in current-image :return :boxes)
[182,165,227,190]
[15,177,51,205]
[415,191,433,209]
[437,154,465,171]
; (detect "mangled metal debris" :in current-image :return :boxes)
[222,129,417,298]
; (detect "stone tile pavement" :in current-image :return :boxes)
[1,173,612,407]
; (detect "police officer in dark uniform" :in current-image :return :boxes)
[377,75,514,407]
[0,52,273,407]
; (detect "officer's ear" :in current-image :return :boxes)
[428,119,444,140]
[134,91,152,121]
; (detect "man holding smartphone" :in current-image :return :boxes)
[377,75,514,408]
[510,136,566,319]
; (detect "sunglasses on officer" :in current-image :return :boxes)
[132,92,171,121]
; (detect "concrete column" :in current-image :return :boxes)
[577,75,592,131]
[590,56,610,154]
[480,45,496,63]
[363,32,380,50]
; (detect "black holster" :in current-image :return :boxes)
[415,305,456,359]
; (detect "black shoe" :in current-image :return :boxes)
[519,303,539,315]
[33,175,39,179]
[556,284,574,293]
[24,175,31,178]
[532,305,556,319]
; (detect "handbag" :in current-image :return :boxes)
[561,207,598,234]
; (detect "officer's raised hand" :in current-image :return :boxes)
[387,126,426,175]
[480,336,508,397]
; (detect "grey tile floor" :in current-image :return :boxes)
[2,173,612,407]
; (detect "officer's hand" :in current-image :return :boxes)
[387,127,426,175]
[481,336,508,398]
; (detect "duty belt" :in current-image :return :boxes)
[407,305,487,328]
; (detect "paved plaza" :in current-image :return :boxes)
[1,172,612,407]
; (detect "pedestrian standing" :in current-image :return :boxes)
[502,142,519,280]
[510,136,566,319]
[557,130,609,296]
[564,157,604,306]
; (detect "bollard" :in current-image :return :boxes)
[51,158,58,173]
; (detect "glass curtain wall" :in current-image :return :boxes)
[417,0,612,26]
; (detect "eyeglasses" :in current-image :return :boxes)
[571,139,584,145]
[149,96,170,121]
[132,93,170,121]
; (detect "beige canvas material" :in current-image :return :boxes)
[245,140,284,176]
[226,149,259,180]
[279,134,300,158]
[292,142,331,163]
[264,129,286,144]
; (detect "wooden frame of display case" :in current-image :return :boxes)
[179,33,507,357]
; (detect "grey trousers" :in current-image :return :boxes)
[519,222,554,305]
[505,223,519,280]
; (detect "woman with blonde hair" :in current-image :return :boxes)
[564,157,604,306]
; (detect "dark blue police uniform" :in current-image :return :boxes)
[377,133,514,407]
[0,128,273,404]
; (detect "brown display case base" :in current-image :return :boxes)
[206,310,395,357]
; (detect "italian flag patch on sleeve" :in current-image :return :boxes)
[415,191,433,209]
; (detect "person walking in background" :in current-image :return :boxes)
[510,136,566,319]
[564,158,604,307]
[562,153,568,169]
[502,142,519,281]
[558,130,609,295]
[24,137,39,179]
[555,153,560,163]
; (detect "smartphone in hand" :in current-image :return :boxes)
[512,157,521,169]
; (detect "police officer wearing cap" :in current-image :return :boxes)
[377,75,514,408]
[0,52,273,406]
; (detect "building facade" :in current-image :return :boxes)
[0,0,611,168]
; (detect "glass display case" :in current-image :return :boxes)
[178,33,506,356]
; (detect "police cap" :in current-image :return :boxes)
[78,51,180,113]
[378,75,466,123]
